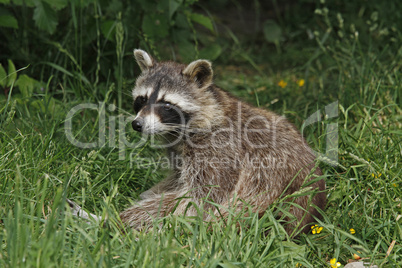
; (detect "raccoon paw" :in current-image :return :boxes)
[66,198,101,224]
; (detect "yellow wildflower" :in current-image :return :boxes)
[349,228,356,234]
[330,258,341,268]
[353,251,362,260]
[311,224,323,234]
[297,79,305,87]
[278,80,287,88]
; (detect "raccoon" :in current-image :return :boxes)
[117,49,326,235]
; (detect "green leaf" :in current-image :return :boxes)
[199,44,222,60]
[31,97,60,114]
[0,93,5,103]
[137,0,155,12]
[189,13,213,32]
[169,0,183,19]
[31,99,45,113]
[101,20,116,41]
[0,15,18,28]
[178,39,197,62]
[0,0,10,4]
[43,0,68,10]
[280,241,306,258]
[219,261,240,268]
[0,64,6,87]
[142,14,169,38]
[174,13,189,30]
[263,20,282,43]
[44,96,58,114]
[7,59,17,87]
[42,62,74,77]
[33,0,58,34]
[9,0,35,6]
[15,74,38,98]
[72,0,91,8]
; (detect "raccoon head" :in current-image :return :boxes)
[131,49,223,135]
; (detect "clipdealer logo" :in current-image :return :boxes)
[64,101,339,165]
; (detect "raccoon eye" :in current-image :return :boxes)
[163,103,172,111]
[138,96,146,103]
[134,96,147,113]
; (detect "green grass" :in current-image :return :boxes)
[1,1,401,267]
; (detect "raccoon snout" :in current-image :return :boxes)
[132,119,143,132]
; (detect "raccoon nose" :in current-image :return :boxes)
[132,120,143,132]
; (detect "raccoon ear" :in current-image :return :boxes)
[134,49,154,71]
[183,60,213,88]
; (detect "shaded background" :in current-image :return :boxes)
[1,0,400,110]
